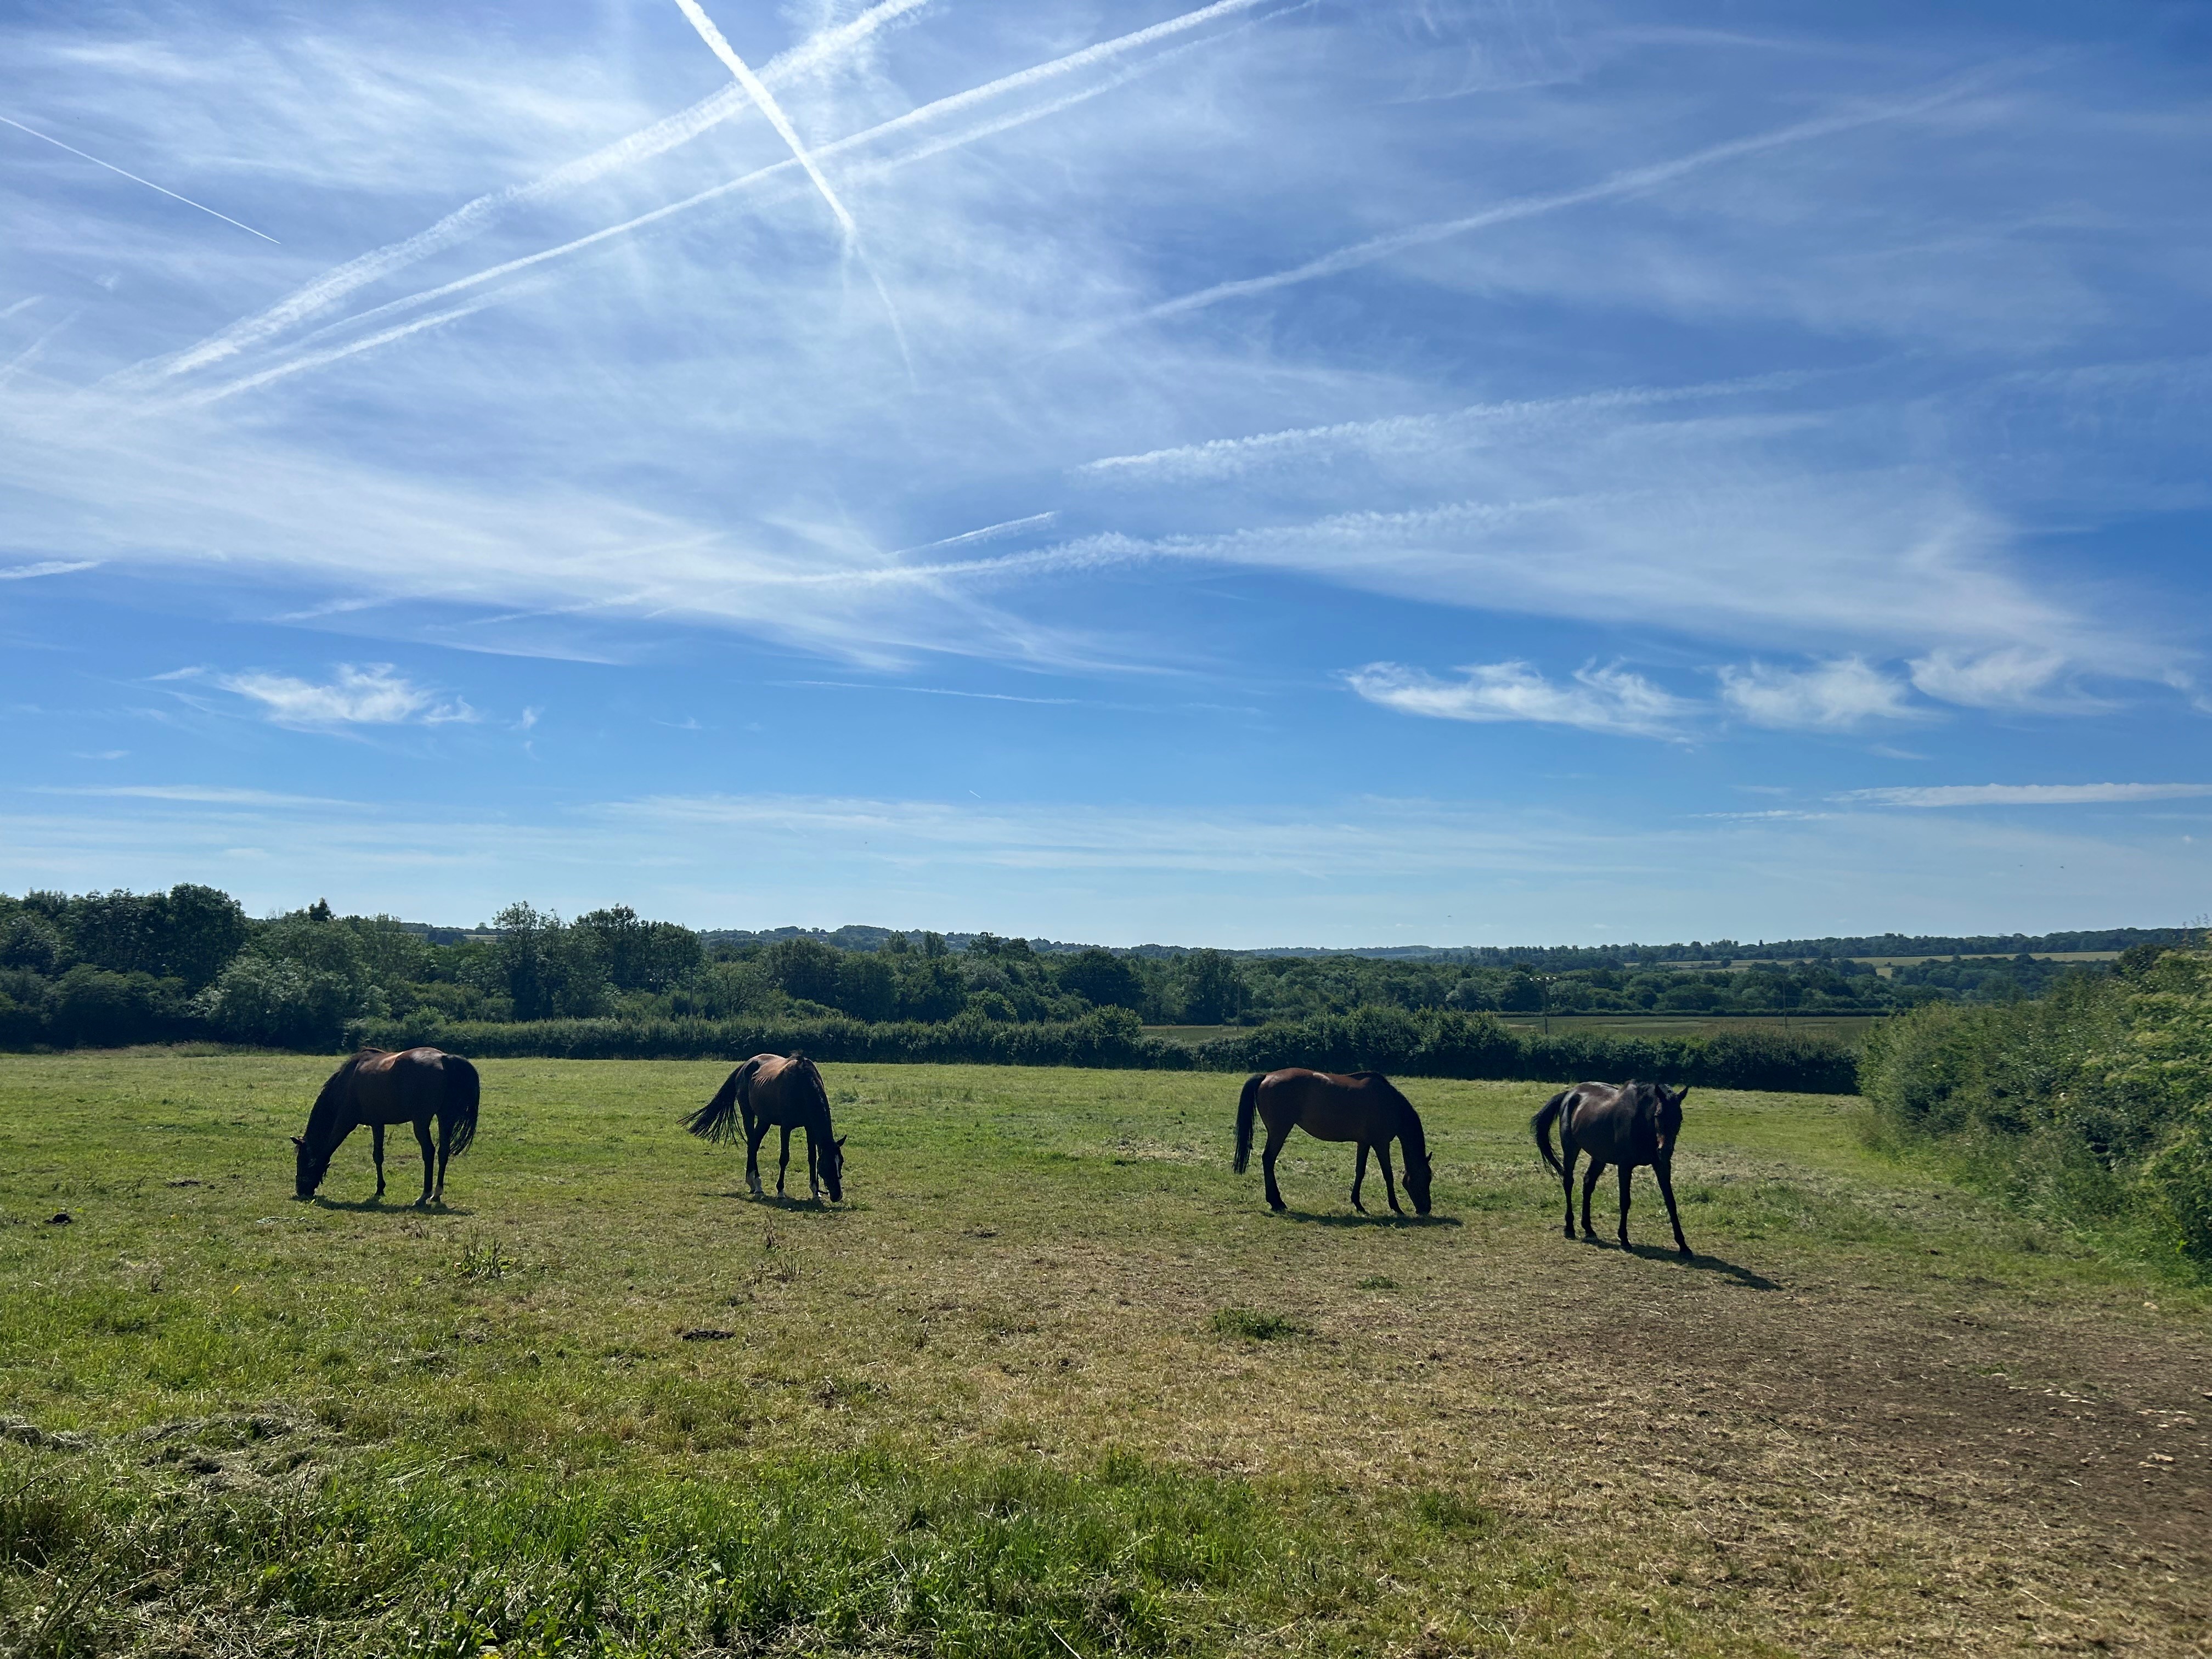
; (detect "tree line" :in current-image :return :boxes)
[0,883,2117,1056]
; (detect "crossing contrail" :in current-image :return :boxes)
[0,111,278,242]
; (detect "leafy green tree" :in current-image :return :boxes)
[835,953,897,1022]
[762,938,842,1006]
[575,906,704,993]
[1178,950,1249,1024]
[1057,948,1143,1011]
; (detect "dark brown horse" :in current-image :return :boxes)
[685,1052,845,1203]
[1234,1068,1432,1215]
[294,1047,480,1205]
[1532,1080,1690,1255]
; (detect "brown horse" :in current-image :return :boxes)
[294,1047,480,1205]
[1234,1068,1432,1215]
[1532,1080,1690,1255]
[685,1052,845,1203]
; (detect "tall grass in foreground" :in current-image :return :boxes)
[1858,949,2212,1273]
[1,1446,1323,1658]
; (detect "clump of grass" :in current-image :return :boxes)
[1355,1274,1397,1291]
[2,1447,1306,1658]
[1211,1307,1302,1341]
[452,1236,515,1280]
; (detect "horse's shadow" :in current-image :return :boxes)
[1579,1234,1778,1290]
[305,1194,475,1217]
[1274,1209,1464,1229]
[708,1190,833,1212]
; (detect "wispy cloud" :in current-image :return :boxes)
[33,784,357,806]
[131,0,930,383]
[1841,783,2212,808]
[0,560,97,582]
[208,665,478,729]
[1908,646,2077,710]
[1718,657,1920,728]
[176,0,1295,400]
[1111,71,1997,334]
[1346,660,1692,738]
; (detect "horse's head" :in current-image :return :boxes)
[292,1133,328,1199]
[1401,1141,1433,1215]
[819,1135,846,1203]
[1654,1084,1689,1152]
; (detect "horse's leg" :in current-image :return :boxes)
[1376,1137,1402,1216]
[777,1126,793,1198]
[1654,1155,1692,1257]
[434,1114,452,1203]
[806,1130,821,1201]
[1350,1142,1369,1212]
[411,1120,436,1207]
[1616,1162,1635,1249]
[745,1120,767,1198]
[1560,1143,1578,1238]
[371,1122,386,1200]
[1261,1121,1293,1212]
[1580,1158,1605,1237]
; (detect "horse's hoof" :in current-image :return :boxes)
[1678,1245,1694,1258]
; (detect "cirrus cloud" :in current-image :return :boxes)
[1841,782,2212,808]
[209,665,477,729]
[1346,659,1692,738]
[1718,657,1919,729]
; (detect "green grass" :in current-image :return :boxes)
[0,1053,2204,1656]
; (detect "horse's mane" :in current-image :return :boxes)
[297,1049,382,1180]
[1353,1071,1428,1165]
[789,1052,832,1116]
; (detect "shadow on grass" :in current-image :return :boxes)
[1571,1233,1779,1289]
[1272,1209,1464,1229]
[708,1190,839,1212]
[305,1194,475,1217]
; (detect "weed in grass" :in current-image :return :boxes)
[1355,1275,1397,1291]
[1211,1307,1303,1341]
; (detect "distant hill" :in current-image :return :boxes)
[688,923,2197,964]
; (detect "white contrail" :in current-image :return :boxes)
[135,0,929,381]
[669,0,917,379]
[200,0,1294,389]
[0,110,279,242]
[1110,73,1997,334]
[672,0,855,236]
[1074,370,1822,479]
[166,295,508,408]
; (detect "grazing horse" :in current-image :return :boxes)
[294,1047,480,1206]
[685,1052,845,1203]
[1532,1080,1691,1256]
[1234,1068,1432,1215]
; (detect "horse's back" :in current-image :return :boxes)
[1561,1081,1661,1161]
[1257,1066,1400,1142]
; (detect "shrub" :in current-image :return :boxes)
[1859,954,2212,1268]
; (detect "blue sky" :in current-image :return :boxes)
[2,0,2208,945]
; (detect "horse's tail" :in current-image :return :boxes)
[1532,1090,1570,1178]
[442,1055,481,1158]
[1233,1074,1265,1173]
[685,1059,759,1144]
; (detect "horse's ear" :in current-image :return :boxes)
[290,1136,304,1148]
[836,1135,847,1148]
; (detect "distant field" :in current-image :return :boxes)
[1148,1013,1886,1046]
[1,1052,2205,1655]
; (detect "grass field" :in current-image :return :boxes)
[2,1053,2208,1656]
